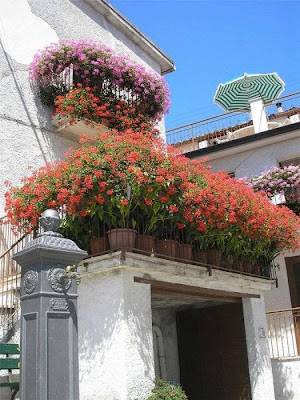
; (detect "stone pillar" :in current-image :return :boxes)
[249,97,269,133]
[242,296,276,400]
[78,263,155,400]
[13,210,87,400]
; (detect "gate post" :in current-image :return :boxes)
[13,209,87,400]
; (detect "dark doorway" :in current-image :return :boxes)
[177,303,251,400]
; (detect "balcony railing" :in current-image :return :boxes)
[0,219,31,341]
[166,91,300,152]
[266,307,300,358]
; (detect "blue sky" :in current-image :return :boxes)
[110,0,300,130]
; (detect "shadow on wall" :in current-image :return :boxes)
[271,359,298,400]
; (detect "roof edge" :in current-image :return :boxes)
[84,0,175,74]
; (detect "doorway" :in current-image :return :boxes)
[177,303,251,400]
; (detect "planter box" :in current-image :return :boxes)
[52,114,110,141]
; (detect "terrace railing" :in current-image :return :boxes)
[266,307,300,358]
[166,91,300,152]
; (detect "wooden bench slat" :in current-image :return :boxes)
[0,358,19,369]
[0,344,20,355]
[0,382,19,388]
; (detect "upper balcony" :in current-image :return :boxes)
[166,91,300,154]
[30,39,170,140]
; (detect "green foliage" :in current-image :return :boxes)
[148,377,188,400]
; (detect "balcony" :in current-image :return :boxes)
[166,91,300,153]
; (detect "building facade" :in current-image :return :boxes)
[0,1,290,400]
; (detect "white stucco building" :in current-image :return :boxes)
[0,1,293,400]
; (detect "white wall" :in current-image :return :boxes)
[208,135,300,179]
[0,0,163,214]
[272,358,300,400]
[78,265,155,400]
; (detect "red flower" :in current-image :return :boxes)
[95,196,105,205]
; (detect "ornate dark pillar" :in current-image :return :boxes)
[13,210,87,400]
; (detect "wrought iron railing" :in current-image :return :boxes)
[0,218,30,340]
[266,307,300,358]
[166,91,300,151]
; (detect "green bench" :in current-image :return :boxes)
[0,343,20,400]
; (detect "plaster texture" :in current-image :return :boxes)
[0,0,165,215]
[243,296,276,400]
[152,308,180,384]
[78,264,155,400]
[78,252,274,399]
[271,358,300,400]
[208,133,300,179]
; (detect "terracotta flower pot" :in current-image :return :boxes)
[107,229,137,250]
[243,262,254,274]
[251,264,261,276]
[136,235,155,253]
[89,237,109,256]
[206,249,222,266]
[156,239,178,258]
[178,244,193,260]
[233,259,244,272]
[193,251,208,264]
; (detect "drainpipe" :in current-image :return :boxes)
[249,97,269,133]
[152,325,167,380]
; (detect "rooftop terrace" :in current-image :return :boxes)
[166,91,300,154]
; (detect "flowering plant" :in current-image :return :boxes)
[4,130,299,263]
[148,377,188,400]
[29,39,170,121]
[245,165,300,215]
[53,84,153,132]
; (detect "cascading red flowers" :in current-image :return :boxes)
[53,84,154,133]
[4,129,300,265]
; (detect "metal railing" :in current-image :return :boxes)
[166,91,300,151]
[266,307,300,358]
[0,218,30,340]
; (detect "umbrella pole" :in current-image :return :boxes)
[249,97,268,133]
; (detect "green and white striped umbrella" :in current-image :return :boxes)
[214,73,285,111]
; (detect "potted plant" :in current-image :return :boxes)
[245,164,300,216]
[148,377,188,400]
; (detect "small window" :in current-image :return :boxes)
[279,157,300,167]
